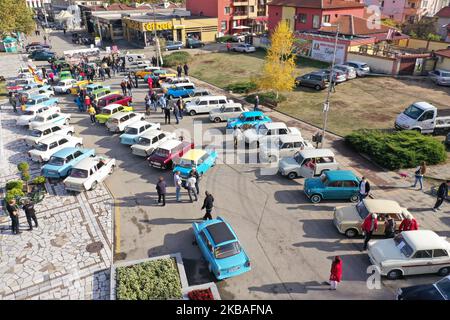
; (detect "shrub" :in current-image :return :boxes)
[246,91,287,107]
[33,176,46,185]
[116,258,182,300]
[216,35,233,43]
[162,51,192,68]
[225,81,258,94]
[5,180,23,191]
[5,188,25,203]
[23,172,31,183]
[188,288,214,300]
[17,162,30,173]
[345,130,447,170]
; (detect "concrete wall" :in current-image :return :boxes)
[405,38,450,51]
[347,52,396,74]
[436,56,450,70]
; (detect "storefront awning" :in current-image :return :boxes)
[233,26,251,30]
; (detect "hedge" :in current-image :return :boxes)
[162,51,192,68]
[6,180,23,191]
[216,35,233,43]
[225,81,257,94]
[345,130,447,170]
[5,188,24,203]
[116,258,182,300]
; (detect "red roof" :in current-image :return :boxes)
[319,15,398,36]
[435,6,450,18]
[435,49,450,58]
[268,0,365,9]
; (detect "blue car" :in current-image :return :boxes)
[172,149,217,180]
[304,170,360,203]
[193,217,251,280]
[226,111,272,129]
[20,83,50,92]
[41,147,96,179]
[165,40,183,51]
[119,121,160,145]
[25,94,58,108]
[167,83,195,99]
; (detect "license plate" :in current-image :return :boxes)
[228,266,240,273]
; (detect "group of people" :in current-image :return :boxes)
[6,198,39,235]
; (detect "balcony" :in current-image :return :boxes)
[233,1,250,5]
[233,11,249,20]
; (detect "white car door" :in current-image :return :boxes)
[96,160,110,181]
[431,249,450,273]
[197,100,209,113]
[299,158,315,178]
[406,250,434,275]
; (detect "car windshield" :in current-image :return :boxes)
[124,127,138,135]
[26,99,36,105]
[34,116,45,122]
[177,159,194,168]
[102,109,112,115]
[356,202,370,219]
[403,104,424,120]
[30,129,42,137]
[35,143,47,151]
[154,148,169,157]
[16,80,28,85]
[48,156,65,166]
[360,64,369,69]
[319,173,328,184]
[293,152,304,164]
[435,277,450,300]
[393,234,414,258]
[214,241,241,259]
[70,169,89,178]
[56,82,65,86]
[138,137,151,145]
[23,110,35,116]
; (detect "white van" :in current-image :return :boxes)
[106,112,145,133]
[185,96,233,116]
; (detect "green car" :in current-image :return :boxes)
[95,104,134,124]
[59,71,73,81]
[90,87,114,102]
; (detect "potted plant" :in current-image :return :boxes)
[22,172,31,193]
[32,176,47,192]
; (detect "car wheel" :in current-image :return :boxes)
[214,117,221,123]
[189,110,196,116]
[345,228,358,238]
[438,266,450,276]
[67,131,73,136]
[75,143,82,148]
[350,194,359,203]
[65,119,70,125]
[90,181,98,191]
[66,89,71,94]
[387,269,402,280]
[109,166,115,175]
[310,194,322,204]
[314,85,321,91]
[287,172,297,179]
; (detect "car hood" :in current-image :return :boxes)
[335,205,360,223]
[279,157,299,170]
[42,163,63,171]
[395,113,415,127]
[369,239,405,264]
[173,166,192,178]
[120,133,137,139]
[243,129,258,140]
[399,284,443,300]
[304,178,323,190]
[64,176,85,184]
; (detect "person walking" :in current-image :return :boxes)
[254,95,259,111]
[384,215,396,238]
[120,80,127,96]
[176,97,184,119]
[158,94,167,113]
[147,76,153,90]
[134,73,139,88]
[23,199,38,231]
[88,104,96,124]
[63,28,66,35]
[173,101,180,124]
[151,90,158,111]
[190,168,200,195]
[186,175,198,202]
[183,63,189,76]
[361,213,378,250]
[156,176,167,206]
[412,161,426,190]
[6,199,21,235]
[177,65,182,78]
[10,93,17,113]
[174,171,182,202]
[328,256,342,290]
[145,92,152,116]
[432,180,449,212]
[105,66,111,79]
[126,80,133,97]
[164,103,171,124]
[358,176,370,202]
[399,214,419,231]
[201,191,214,220]
[99,67,106,81]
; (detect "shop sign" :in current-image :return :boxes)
[143,21,173,31]
[310,40,346,64]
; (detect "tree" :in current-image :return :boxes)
[402,17,438,39]
[258,21,296,98]
[0,0,35,36]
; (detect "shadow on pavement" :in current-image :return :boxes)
[249,281,329,295]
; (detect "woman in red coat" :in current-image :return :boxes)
[329,256,343,290]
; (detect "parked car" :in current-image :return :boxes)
[95,104,133,124]
[28,135,83,162]
[134,66,161,79]
[278,148,338,179]
[90,88,116,103]
[333,199,412,238]
[394,101,450,134]
[7,78,40,93]
[232,43,256,53]
[106,112,145,133]
[119,121,160,145]
[131,130,176,157]
[259,135,314,163]
[232,32,251,42]
[16,105,60,126]
[209,104,248,123]
[165,40,183,51]
[29,111,70,130]
[315,69,347,83]
[333,64,357,80]
[243,122,301,145]
[226,111,272,129]
[192,217,251,280]
[172,149,218,180]
[160,77,191,90]
[25,123,74,147]
[147,140,194,170]
[21,86,54,100]
[144,69,177,84]
[395,275,450,300]
[185,95,232,116]
[30,51,55,61]
[166,83,195,99]
[59,71,73,81]
[183,89,211,104]
[53,79,78,94]
[429,69,450,86]
[63,156,116,192]
[295,72,329,90]
[86,83,110,96]
[69,80,91,95]
[41,148,96,179]
[186,38,205,49]
[24,94,58,108]
[344,61,370,77]
[304,170,361,203]
[368,230,450,280]
[97,93,132,110]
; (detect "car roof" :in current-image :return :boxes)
[172,82,195,88]
[38,134,70,144]
[103,103,124,110]
[279,135,303,143]
[346,61,367,65]
[33,123,64,131]
[243,111,264,117]
[196,95,226,100]
[28,94,47,100]
[50,147,80,158]
[205,221,236,246]
[325,170,358,181]
[92,87,109,93]
[100,93,121,100]
[87,83,102,88]
[261,122,287,130]
[181,149,207,161]
[73,157,100,170]
[27,104,51,111]
[299,148,334,158]
[413,101,435,110]
[158,139,181,150]
[140,129,165,139]
[110,111,135,119]
[402,230,448,251]
[363,199,403,214]
[126,120,149,128]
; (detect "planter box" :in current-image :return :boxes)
[182,282,221,300]
[110,253,189,300]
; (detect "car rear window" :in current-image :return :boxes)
[48,156,65,166]
[70,169,88,178]
[154,148,169,157]
[214,241,241,259]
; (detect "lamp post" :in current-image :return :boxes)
[320,22,339,149]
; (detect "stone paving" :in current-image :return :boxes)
[0,108,113,300]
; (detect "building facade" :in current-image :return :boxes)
[186,0,268,35]
[26,0,51,8]
[435,6,450,40]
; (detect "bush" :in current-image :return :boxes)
[5,188,25,203]
[162,51,192,68]
[33,176,46,185]
[6,180,23,191]
[116,258,182,300]
[216,35,233,43]
[23,172,31,183]
[17,162,30,173]
[345,130,447,170]
[246,91,287,107]
[225,81,258,94]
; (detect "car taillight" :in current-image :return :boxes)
[245,261,250,268]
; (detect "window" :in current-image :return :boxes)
[198,100,208,105]
[158,133,165,140]
[224,7,230,15]
[59,139,68,145]
[413,250,432,259]
[73,151,83,158]
[381,0,385,7]
[221,21,227,31]
[250,6,255,13]
[328,181,342,187]
[433,249,449,257]
[313,15,320,28]
[419,111,434,121]
[342,180,358,187]
[43,129,51,135]
[323,15,330,23]
[297,13,307,24]
[219,99,227,104]
[52,126,61,132]
[49,142,58,149]
[66,154,74,162]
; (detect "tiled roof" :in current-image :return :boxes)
[435,49,450,58]
[88,4,152,11]
[319,15,397,36]
[435,6,450,18]
[268,0,365,9]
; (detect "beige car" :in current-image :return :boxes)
[333,199,411,238]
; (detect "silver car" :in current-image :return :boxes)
[344,61,370,77]
[333,64,357,80]
[429,69,450,86]
[209,104,248,123]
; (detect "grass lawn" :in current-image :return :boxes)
[190,51,450,136]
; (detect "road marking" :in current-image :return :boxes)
[114,199,121,256]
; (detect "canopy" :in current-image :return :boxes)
[233,26,251,30]
[55,10,73,21]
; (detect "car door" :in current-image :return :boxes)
[279,142,293,158]
[417,110,435,133]
[342,179,358,199]
[407,250,434,275]
[46,141,59,158]
[62,153,74,175]
[197,100,208,113]
[95,160,109,181]
[431,249,450,273]
[324,180,343,199]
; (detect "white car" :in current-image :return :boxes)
[182,89,211,104]
[209,104,248,123]
[131,130,176,157]
[160,77,191,90]
[106,112,145,133]
[119,120,161,145]
[243,122,302,145]
[185,96,232,116]
[16,105,60,126]
[28,134,83,162]
[53,79,77,94]
[333,64,357,80]
[259,135,314,163]
[232,43,256,53]
[29,111,71,130]
[429,69,450,86]
[344,61,370,77]
[21,87,54,99]
[64,156,116,192]
[368,230,450,280]
[25,123,75,147]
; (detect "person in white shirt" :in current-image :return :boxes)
[173,171,182,202]
[186,175,198,202]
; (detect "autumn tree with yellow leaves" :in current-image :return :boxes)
[258,21,296,98]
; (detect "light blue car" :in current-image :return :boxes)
[226,111,272,129]
[167,83,195,99]
[193,217,251,280]
[172,149,218,180]
[119,121,160,145]
[25,94,58,108]
[20,83,51,93]
[41,147,96,179]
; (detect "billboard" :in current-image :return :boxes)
[311,40,346,64]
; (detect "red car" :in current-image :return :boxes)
[147,140,194,170]
[96,93,132,109]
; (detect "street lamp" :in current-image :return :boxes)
[320,22,339,148]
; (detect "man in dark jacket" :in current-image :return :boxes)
[433,180,449,212]
[156,176,167,206]
[201,191,214,220]
[23,199,38,231]
[183,63,189,76]
[6,199,21,235]
[384,215,395,238]
[177,65,182,78]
